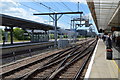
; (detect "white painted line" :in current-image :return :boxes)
[1,41,54,49]
[84,39,99,80]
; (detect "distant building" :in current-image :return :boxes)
[77,30,87,36]
[87,32,97,37]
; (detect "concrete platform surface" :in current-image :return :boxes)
[85,39,119,80]
[112,44,120,72]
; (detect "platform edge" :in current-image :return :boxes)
[84,39,100,80]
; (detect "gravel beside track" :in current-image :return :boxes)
[1,38,96,80]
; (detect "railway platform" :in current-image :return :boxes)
[85,39,120,79]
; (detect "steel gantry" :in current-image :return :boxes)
[70,16,92,42]
[33,12,83,47]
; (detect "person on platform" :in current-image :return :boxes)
[106,33,112,48]
[2,36,6,46]
[96,35,99,40]
[102,35,106,42]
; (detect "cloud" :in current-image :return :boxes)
[58,22,69,29]
[1,0,89,30]
[1,1,48,25]
[1,0,71,29]
[1,0,20,6]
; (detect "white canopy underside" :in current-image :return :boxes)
[87,0,120,30]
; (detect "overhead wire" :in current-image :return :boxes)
[14,1,80,27]
[9,1,71,28]
[56,1,85,28]
[17,2,42,12]
[56,2,75,19]
[49,2,62,12]
[32,1,72,26]
[51,2,74,25]
[60,2,73,12]
[41,2,73,25]
[31,1,63,25]
[33,0,57,12]
[33,1,70,16]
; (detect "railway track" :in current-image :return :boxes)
[1,39,85,64]
[50,41,96,80]
[1,39,94,79]
[21,39,96,80]
[1,39,86,60]
[1,42,55,65]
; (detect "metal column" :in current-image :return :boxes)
[31,29,34,42]
[10,27,13,44]
[54,14,57,47]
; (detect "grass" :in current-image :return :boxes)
[0,40,30,43]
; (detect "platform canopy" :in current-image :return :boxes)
[86,0,120,30]
[0,14,55,31]
[108,3,120,27]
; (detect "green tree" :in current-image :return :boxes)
[0,29,4,36]
[63,35,68,38]
[0,29,4,41]
[13,28,24,40]
[49,34,54,39]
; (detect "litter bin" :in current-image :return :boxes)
[106,47,113,60]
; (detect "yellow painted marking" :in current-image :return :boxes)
[113,60,120,73]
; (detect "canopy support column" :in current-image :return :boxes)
[10,27,13,45]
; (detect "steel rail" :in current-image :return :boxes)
[48,40,97,80]
[10,39,92,80]
[73,41,97,80]
[1,45,74,78]
[22,39,96,80]
[2,39,94,80]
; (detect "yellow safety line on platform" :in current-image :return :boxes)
[113,60,120,73]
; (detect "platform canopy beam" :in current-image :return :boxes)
[34,12,83,15]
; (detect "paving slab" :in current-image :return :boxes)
[85,39,119,80]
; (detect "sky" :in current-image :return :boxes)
[0,0,98,33]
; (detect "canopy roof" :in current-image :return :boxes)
[0,14,55,31]
[87,0,120,30]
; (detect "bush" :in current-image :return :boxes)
[63,35,68,38]
[13,28,30,40]
[49,34,54,39]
